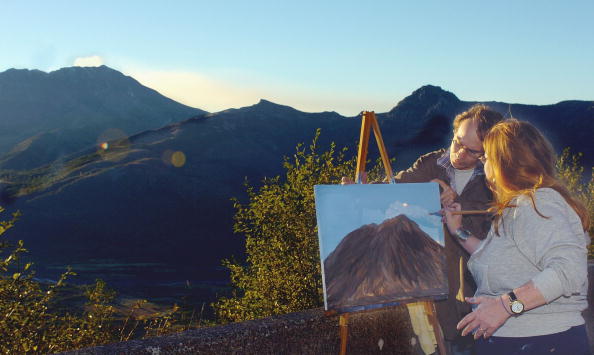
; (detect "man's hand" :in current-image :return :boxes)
[431,178,457,207]
[341,172,367,185]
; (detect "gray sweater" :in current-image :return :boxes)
[468,188,590,337]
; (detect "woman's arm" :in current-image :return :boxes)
[457,190,588,339]
[443,203,483,254]
[456,281,547,339]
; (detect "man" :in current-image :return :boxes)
[393,104,502,354]
[342,104,503,354]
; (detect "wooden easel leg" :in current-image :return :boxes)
[339,313,349,355]
[423,301,447,355]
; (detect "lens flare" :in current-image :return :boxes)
[171,151,186,168]
[96,128,130,161]
[161,150,174,166]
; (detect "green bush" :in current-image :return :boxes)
[556,148,594,257]
[213,130,387,322]
[0,208,192,353]
[0,214,120,353]
[215,141,594,323]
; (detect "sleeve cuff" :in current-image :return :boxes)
[532,268,564,303]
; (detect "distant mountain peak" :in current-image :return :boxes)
[392,85,460,111]
[0,67,48,79]
[0,64,206,169]
[49,65,133,82]
[51,64,112,72]
[412,84,449,94]
[255,98,291,108]
[1,65,120,77]
[383,85,461,123]
[257,99,276,105]
[246,99,299,113]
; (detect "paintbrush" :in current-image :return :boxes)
[429,210,489,217]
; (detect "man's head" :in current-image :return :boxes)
[449,104,503,170]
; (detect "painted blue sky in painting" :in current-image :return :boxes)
[314,182,443,260]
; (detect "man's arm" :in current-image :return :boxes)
[394,150,443,183]
[342,150,442,185]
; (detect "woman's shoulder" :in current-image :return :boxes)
[515,187,565,206]
[513,188,582,226]
[512,188,588,244]
[512,188,569,218]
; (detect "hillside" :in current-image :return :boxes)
[0,65,206,169]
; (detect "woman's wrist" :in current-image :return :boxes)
[454,228,472,242]
[447,223,461,235]
[500,294,513,316]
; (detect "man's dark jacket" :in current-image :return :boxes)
[394,148,492,341]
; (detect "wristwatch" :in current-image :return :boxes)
[454,228,472,241]
[507,291,525,314]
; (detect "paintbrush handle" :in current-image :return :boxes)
[452,210,489,215]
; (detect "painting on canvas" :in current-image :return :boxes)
[314,182,447,311]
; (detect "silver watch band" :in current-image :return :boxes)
[454,228,472,241]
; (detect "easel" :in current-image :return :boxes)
[333,111,447,355]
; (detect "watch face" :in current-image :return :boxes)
[511,301,524,314]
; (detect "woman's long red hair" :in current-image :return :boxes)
[484,119,590,234]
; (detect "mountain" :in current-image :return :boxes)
[477,100,594,164]
[324,215,447,309]
[0,75,591,301]
[0,66,206,169]
[0,99,359,282]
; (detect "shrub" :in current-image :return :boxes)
[556,148,594,257]
[213,130,387,322]
[215,140,594,324]
[0,208,188,352]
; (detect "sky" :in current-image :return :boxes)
[1,1,593,115]
[314,183,443,260]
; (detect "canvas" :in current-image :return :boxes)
[314,182,447,312]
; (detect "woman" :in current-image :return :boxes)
[444,119,591,354]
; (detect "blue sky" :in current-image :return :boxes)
[1,1,593,115]
[314,183,443,260]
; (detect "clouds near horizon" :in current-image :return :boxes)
[73,55,104,67]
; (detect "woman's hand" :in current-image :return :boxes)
[457,296,511,339]
[443,203,463,235]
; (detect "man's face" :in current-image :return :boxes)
[449,119,483,170]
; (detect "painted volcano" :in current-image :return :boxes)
[323,214,447,310]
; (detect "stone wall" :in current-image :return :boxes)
[64,263,594,355]
[63,306,417,355]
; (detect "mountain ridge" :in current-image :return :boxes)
[0,65,207,169]
[0,65,591,300]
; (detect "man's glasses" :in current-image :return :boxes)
[452,136,484,159]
